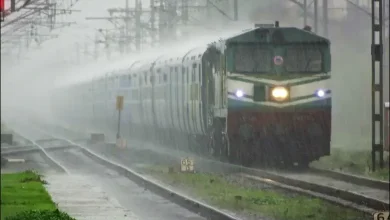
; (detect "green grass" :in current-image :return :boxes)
[143,166,370,220]
[311,148,390,181]
[1,170,56,220]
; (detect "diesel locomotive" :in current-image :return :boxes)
[51,23,332,167]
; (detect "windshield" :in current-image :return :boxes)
[284,46,323,73]
[234,45,272,73]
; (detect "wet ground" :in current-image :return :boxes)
[1,152,61,174]
[2,121,207,220]
[47,148,206,220]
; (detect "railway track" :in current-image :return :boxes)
[1,132,70,174]
[73,132,389,214]
[240,167,389,213]
[8,125,241,220]
[22,122,390,215]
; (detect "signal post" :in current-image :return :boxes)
[116,95,124,139]
[385,102,389,152]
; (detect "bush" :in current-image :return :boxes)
[5,209,76,220]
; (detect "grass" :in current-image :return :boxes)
[0,170,56,220]
[142,166,370,220]
[311,148,390,181]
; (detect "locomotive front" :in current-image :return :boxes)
[224,25,331,167]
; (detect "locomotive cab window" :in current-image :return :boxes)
[284,45,323,73]
[232,44,272,73]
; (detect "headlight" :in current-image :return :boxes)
[271,86,289,101]
[316,89,327,97]
[235,89,244,98]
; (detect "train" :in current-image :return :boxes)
[51,22,332,167]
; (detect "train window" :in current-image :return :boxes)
[128,75,132,86]
[144,72,148,84]
[192,69,196,82]
[182,67,185,74]
[157,68,161,73]
[198,64,201,82]
[285,46,322,73]
[150,75,154,83]
[175,67,178,73]
[139,76,143,85]
[234,45,272,73]
[163,74,167,82]
[170,67,173,73]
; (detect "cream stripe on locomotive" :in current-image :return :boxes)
[229,73,330,86]
[228,93,332,107]
[227,75,331,105]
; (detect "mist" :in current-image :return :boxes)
[1,0,389,152]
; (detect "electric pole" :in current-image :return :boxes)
[314,0,318,33]
[322,0,328,37]
[233,0,238,21]
[371,0,385,171]
[303,0,307,26]
[75,42,80,64]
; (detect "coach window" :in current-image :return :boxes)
[128,75,132,87]
[187,67,190,83]
[198,64,201,82]
[163,73,167,82]
[192,63,197,82]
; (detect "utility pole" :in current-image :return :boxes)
[233,0,238,21]
[94,34,99,60]
[314,0,318,33]
[75,42,80,64]
[150,0,157,46]
[135,0,141,51]
[11,0,16,12]
[182,0,188,24]
[158,0,165,43]
[371,0,385,171]
[206,0,212,20]
[322,0,328,37]
[125,0,130,53]
[84,42,89,62]
[166,0,178,42]
[86,0,153,53]
[303,0,307,26]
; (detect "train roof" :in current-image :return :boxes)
[225,27,330,44]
